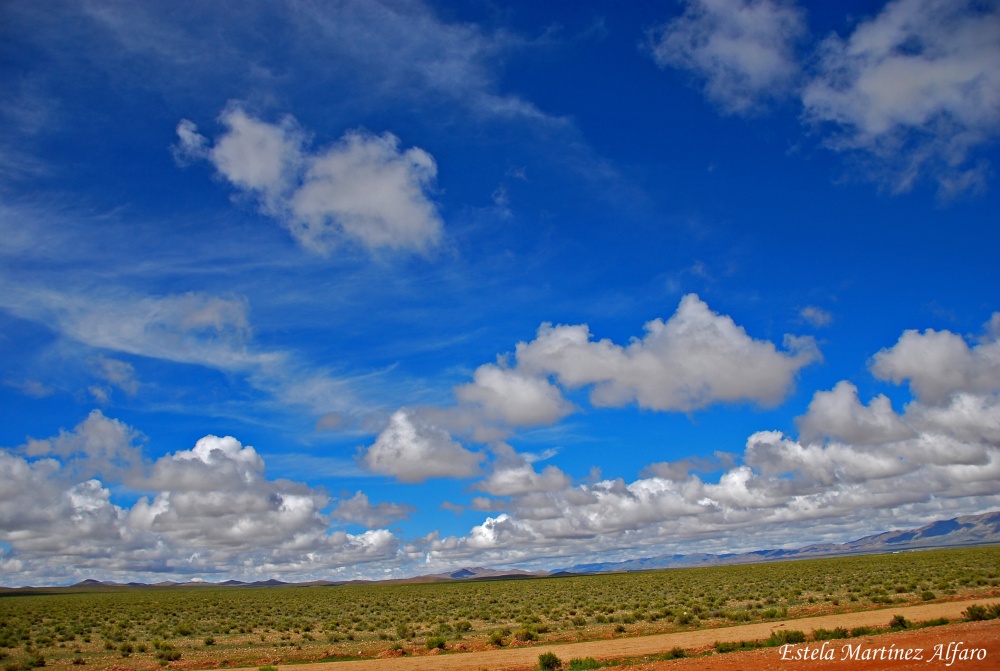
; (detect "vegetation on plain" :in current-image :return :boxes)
[0,546,996,671]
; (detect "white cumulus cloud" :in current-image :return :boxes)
[796,380,915,445]
[361,409,484,482]
[870,320,1000,404]
[454,364,575,427]
[515,294,820,412]
[176,104,444,255]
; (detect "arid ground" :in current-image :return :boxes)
[274,598,999,671]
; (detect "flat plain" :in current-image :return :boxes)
[2,546,998,671]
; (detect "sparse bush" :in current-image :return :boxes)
[567,658,600,670]
[663,646,686,659]
[921,618,949,627]
[963,605,989,621]
[537,651,562,670]
[812,627,848,640]
[769,629,806,645]
[515,627,539,642]
[889,615,911,630]
[155,644,180,662]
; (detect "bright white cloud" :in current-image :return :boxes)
[476,444,571,497]
[414,314,1000,571]
[1,417,404,585]
[870,322,1000,404]
[361,409,484,482]
[796,380,914,445]
[177,104,444,255]
[6,302,1000,581]
[648,0,807,115]
[22,409,144,481]
[370,294,817,468]
[802,0,1000,195]
[515,294,820,412]
[454,363,575,427]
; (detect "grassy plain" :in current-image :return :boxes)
[1,546,998,671]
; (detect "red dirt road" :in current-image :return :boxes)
[271,598,999,671]
[617,619,998,671]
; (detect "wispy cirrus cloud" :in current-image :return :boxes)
[647,0,807,115]
[0,282,366,423]
[650,0,1000,195]
[802,0,1000,196]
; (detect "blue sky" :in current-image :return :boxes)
[1,0,999,586]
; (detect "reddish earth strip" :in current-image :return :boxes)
[271,598,999,671]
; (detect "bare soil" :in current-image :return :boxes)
[270,598,999,671]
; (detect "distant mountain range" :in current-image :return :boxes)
[561,510,1000,574]
[62,566,547,590]
[5,511,997,591]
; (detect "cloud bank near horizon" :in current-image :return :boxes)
[3,306,997,586]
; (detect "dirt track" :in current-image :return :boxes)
[272,598,999,671]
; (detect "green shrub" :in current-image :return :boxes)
[920,591,936,601]
[663,646,686,659]
[769,629,806,645]
[155,645,180,662]
[515,627,539,642]
[424,635,446,650]
[488,630,506,646]
[812,627,848,640]
[889,615,911,630]
[963,605,987,621]
[567,658,601,670]
[537,651,562,671]
[715,640,761,653]
[921,618,949,627]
